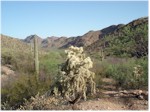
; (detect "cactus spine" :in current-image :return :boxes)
[34,37,39,79]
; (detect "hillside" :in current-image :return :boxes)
[43,36,75,48]
[1,34,35,74]
[1,34,30,52]
[23,24,122,49]
[23,17,148,54]
[24,35,43,45]
[1,34,32,65]
[86,17,148,58]
[61,25,121,48]
[42,36,59,48]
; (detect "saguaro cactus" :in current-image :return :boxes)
[34,37,39,79]
[101,48,105,61]
[57,46,96,102]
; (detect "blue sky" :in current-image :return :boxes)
[1,1,148,39]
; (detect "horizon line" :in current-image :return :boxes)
[1,16,148,39]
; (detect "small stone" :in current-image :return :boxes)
[97,98,100,101]
[119,93,123,96]
[144,102,148,105]
[137,90,143,95]
[114,94,119,97]
[138,95,144,100]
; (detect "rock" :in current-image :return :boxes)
[97,98,101,101]
[122,90,127,94]
[138,95,144,100]
[119,93,123,96]
[1,66,15,75]
[5,64,13,69]
[144,102,148,105]
[114,94,119,97]
[138,90,143,95]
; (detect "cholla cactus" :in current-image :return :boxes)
[53,87,60,96]
[133,65,143,79]
[58,46,96,101]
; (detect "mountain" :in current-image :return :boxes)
[1,34,30,52]
[5,16,148,58]
[86,17,148,58]
[1,34,32,66]
[60,25,122,48]
[50,36,76,48]
[68,30,100,47]
[23,25,122,49]
[42,36,59,48]
[24,34,43,45]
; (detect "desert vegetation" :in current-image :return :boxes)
[55,46,96,102]
[1,17,148,110]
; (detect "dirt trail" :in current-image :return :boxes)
[73,78,148,110]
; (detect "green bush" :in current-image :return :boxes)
[105,23,148,58]
[39,50,65,85]
[89,53,148,90]
[135,57,148,89]
[2,48,34,73]
[105,58,148,89]
[1,73,51,110]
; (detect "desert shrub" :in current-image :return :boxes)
[1,35,34,73]
[39,50,64,85]
[105,23,148,58]
[105,58,148,89]
[13,54,34,73]
[110,64,133,89]
[18,94,65,110]
[91,58,108,87]
[1,48,34,73]
[1,49,18,66]
[90,53,148,90]
[135,57,148,89]
[1,73,51,110]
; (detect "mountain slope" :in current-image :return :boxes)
[24,34,43,45]
[42,36,59,48]
[20,16,148,57]
[86,17,148,58]
[1,34,30,52]
[23,25,121,49]
[61,25,123,48]
[1,34,39,70]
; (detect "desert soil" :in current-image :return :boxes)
[72,78,148,110]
